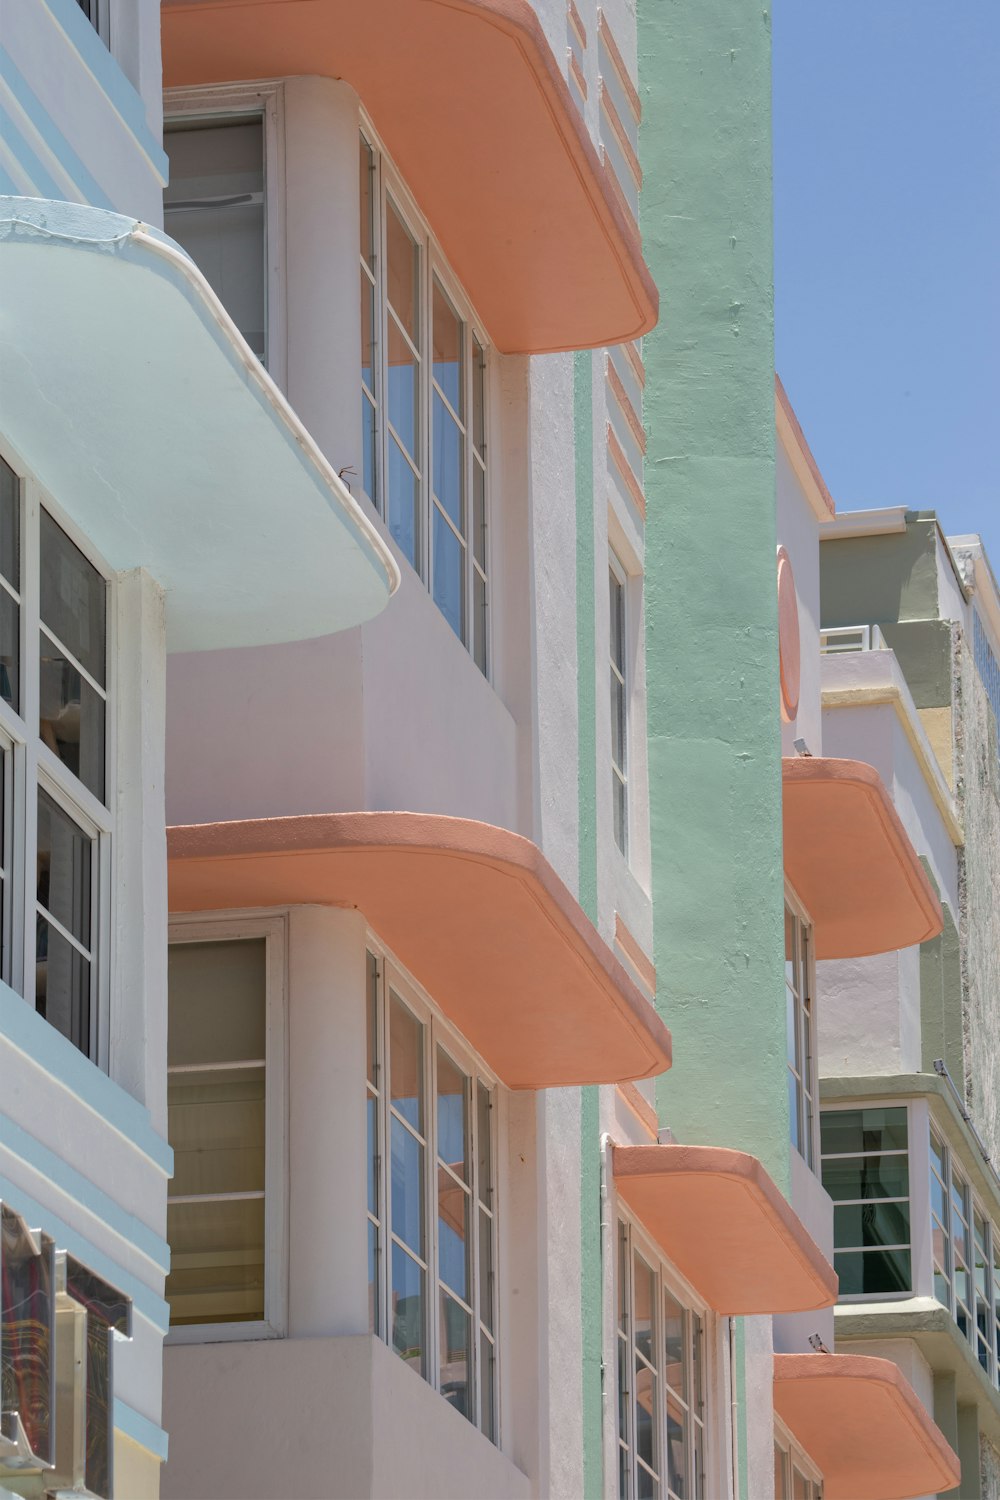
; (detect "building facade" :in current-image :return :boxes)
[0,2,980,1499]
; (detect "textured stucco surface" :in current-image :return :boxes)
[982,1438,1000,1500]
[639,0,787,1191]
[956,635,1000,1160]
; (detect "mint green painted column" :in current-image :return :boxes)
[637,3,789,1188]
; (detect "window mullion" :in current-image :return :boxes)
[377,157,389,524]
[20,480,40,1010]
[427,1013,439,1390]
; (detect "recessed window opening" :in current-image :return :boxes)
[821,1106,911,1299]
[164,116,267,363]
[785,894,817,1169]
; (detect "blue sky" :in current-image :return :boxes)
[772,0,1000,564]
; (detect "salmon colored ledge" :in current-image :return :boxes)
[775,375,836,522]
[773,1354,960,1500]
[160,0,658,355]
[783,757,943,960]
[613,1145,837,1315]
[168,813,672,1091]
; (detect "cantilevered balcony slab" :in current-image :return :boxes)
[168,813,672,1089]
[613,1145,837,1314]
[782,757,943,959]
[0,198,398,652]
[160,0,658,354]
[773,1353,960,1500]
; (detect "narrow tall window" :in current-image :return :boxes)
[617,1218,706,1500]
[367,947,498,1440]
[359,127,490,674]
[928,1128,999,1382]
[785,898,816,1168]
[609,552,628,855]
[820,1107,911,1297]
[166,930,283,1333]
[164,118,267,362]
[0,453,110,1061]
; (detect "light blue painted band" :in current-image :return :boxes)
[114,1400,169,1463]
[0,101,64,200]
[0,1109,170,1273]
[0,1175,170,1332]
[0,48,114,209]
[0,981,173,1175]
[40,0,168,181]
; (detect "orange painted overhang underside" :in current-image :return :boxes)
[160,0,658,355]
[613,1145,837,1315]
[167,813,672,1090]
[782,757,943,960]
[773,1354,960,1500]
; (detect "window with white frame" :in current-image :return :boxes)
[609,550,629,857]
[366,946,498,1439]
[785,895,817,1169]
[359,127,490,674]
[164,114,268,362]
[616,1217,706,1500]
[774,1424,823,1499]
[165,919,286,1335]
[821,1107,911,1298]
[0,451,110,1062]
[929,1127,1000,1384]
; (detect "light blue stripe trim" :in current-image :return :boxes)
[114,1401,169,1463]
[0,981,172,1175]
[0,101,64,200]
[0,1175,170,1331]
[0,48,114,210]
[40,0,167,181]
[0,1110,170,1272]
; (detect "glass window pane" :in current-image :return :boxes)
[472,338,486,457]
[834,1199,910,1249]
[472,462,487,571]
[167,939,266,1067]
[433,391,464,530]
[437,1048,469,1180]
[665,1389,686,1493]
[1,586,18,713]
[361,269,376,392]
[391,1118,424,1255]
[164,118,266,358]
[662,1291,685,1395]
[367,1094,379,1216]
[39,630,105,802]
[480,1329,496,1442]
[166,1197,265,1325]
[168,1067,265,1197]
[388,436,419,569]
[613,772,627,856]
[438,1167,469,1301]
[634,1364,656,1471]
[477,1081,493,1207]
[36,789,91,949]
[368,1219,380,1336]
[479,1205,494,1335]
[39,509,106,688]
[834,1246,912,1296]
[0,456,18,591]
[788,1068,801,1156]
[633,1253,655,1363]
[432,505,465,641]
[359,136,375,272]
[930,1131,947,1182]
[362,391,378,501]
[474,569,488,676]
[822,1154,909,1202]
[432,279,463,416]
[391,1242,425,1373]
[439,1290,472,1421]
[389,994,423,1131]
[386,199,419,343]
[35,918,90,1052]
[388,317,420,460]
[366,951,379,1086]
[612,672,626,770]
[820,1107,908,1156]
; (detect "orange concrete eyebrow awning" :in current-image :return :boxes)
[773,1354,960,1500]
[613,1145,837,1314]
[160,0,657,354]
[168,813,672,1090]
[782,757,943,959]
